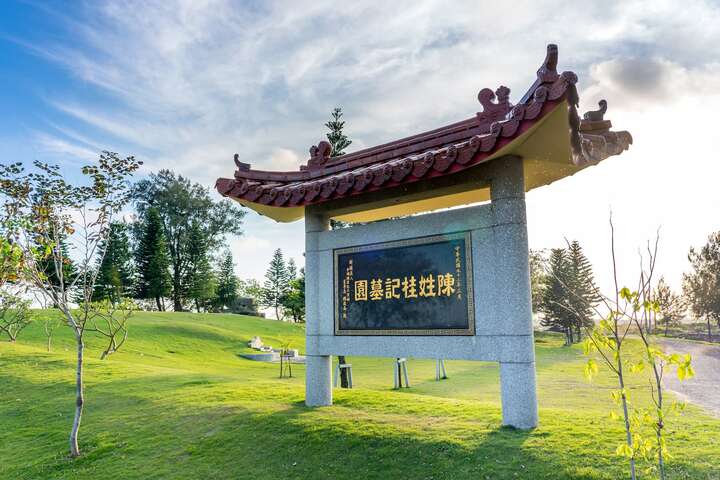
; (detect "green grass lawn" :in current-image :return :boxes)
[1,311,718,479]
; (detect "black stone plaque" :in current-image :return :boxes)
[334,232,474,335]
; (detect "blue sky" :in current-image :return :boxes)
[2,0,720,295]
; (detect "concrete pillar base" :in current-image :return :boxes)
[305,355,333,407]
[500,361,538,429]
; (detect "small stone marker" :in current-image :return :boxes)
[333,363,353,388]
[435,359,447,381]
[393,358,410,389]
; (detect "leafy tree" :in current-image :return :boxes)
[281,268,305,323]
[0,291,31,342]
[132,170,245,311]
[683,232,720,341]
[36,235,77,307]
[654,277,685,336]
[239,278,263,308]
[215,250,239,311]
[0,152,141,457]
[184,222,216,312]
[93,222,133,304]
[135,207,172,311]
[325,107,352,157]
[262,248,290,320]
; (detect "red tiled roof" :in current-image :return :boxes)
[216,45,631,210]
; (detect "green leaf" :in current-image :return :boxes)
[584,359,599,381]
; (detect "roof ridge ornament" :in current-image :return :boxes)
[476,86,513,127]
[583,99,608,122]
[233,153,251,172]
[305,140,332,171]
[537,44,559,83]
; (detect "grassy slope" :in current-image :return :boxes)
[0,312,718,480]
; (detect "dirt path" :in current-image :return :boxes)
[660,338,720,417]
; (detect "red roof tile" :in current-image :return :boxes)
[216,45,632,210]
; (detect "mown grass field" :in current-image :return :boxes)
[1,311,718,479]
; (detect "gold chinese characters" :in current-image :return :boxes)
[353,273,456,302]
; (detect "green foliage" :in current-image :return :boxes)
[184,222,216,312]
[135,207,172,310]
[93,222,134,304]
[281,268,305,322]
[214,250,239,311]
[132,170,245,310]
[682,231,720,339]
[539,249,574,341]
[34,235,77,302]
[239,278,263,306]
[529,249,546,314]
[0,291,31,342]
[539,241,599,345]
[1,312,719,479]
[0,237,24,285]
[584,282,696,479]
[654,277,685,335]
[0,152,141,457]
[325,107,352,157]
[261,249,290,320]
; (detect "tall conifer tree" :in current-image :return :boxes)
[262,248,289,320]
[540,248,575,344]
[565,241,601,340]
[325,107,352,157]
[93,222,133,304]
[215,250,239,311]
[185,222,216,312]
[135,208,171,311]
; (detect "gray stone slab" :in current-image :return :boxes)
[307,334,535,363]
[317,203,493,252]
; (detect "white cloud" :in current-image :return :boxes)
[34,132,98,162]
[22,0,720,290]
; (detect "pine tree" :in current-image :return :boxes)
[529,249,546,314]
[565,240,601,341]
[184,222,216,312]
[539,242,600,344]
[135,208,172,311]
[132,170,245,311]
[93,222,133,304]
[540,248,575,345]
[325,107,352,157]
[215,250,239,311]
[287,258,298,280]
[262,248,290,320]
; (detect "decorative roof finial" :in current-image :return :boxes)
[476,86,513,127]
[307,141,332,170]
[234,153,250,171]
[583,100,608,122]
[537,44,559,83]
